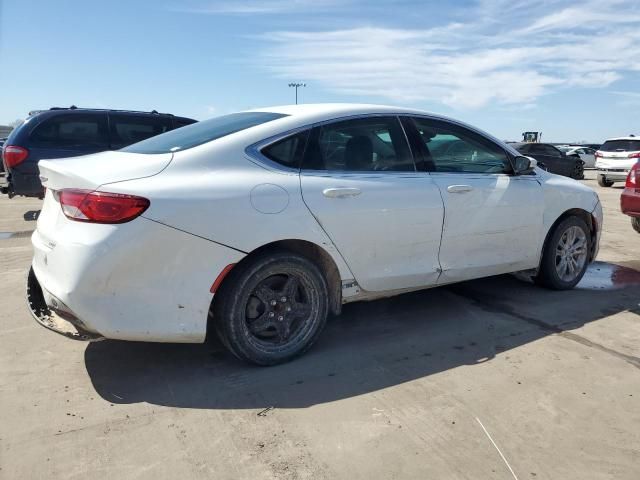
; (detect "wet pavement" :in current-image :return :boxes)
[578,261,640,290]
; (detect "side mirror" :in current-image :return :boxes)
[513,156,537,175]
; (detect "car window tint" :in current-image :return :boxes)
[261,130,309,168]
[30,114,109,149]
[541,145,561,157]
[303,117,414,172]
[412,118,510,174]
[109,115,173,149]
[121,112,287,154]
[600,140,640,152]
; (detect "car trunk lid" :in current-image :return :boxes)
[37,151,173,191]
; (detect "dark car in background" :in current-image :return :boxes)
[1,107,196,198]
[510,142,584,179]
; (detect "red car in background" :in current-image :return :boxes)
[621,162,640,233]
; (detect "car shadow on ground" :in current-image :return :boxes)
[84,262,640,410]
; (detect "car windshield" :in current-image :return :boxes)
[599,140,640,152]
[557,146,572,152]
[121,112,287,154]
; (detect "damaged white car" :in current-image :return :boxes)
[28,104,602,365]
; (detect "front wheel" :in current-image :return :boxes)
[571,161,584,180]
[597,175,614,187]
[536,216,591,290]
[213,252,329,365]
[632,217,640,234]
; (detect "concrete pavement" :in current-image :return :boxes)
[1,171,639,479]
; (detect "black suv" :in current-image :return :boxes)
[1,107,196,198]
[510,142,584,179]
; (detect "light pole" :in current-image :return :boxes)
[288,83,306,105]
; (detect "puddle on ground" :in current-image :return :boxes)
[0,230,33,240]
[577,261,640,290]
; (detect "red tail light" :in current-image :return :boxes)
[628,152,640,159]
[58,189,150,224]
[626,163,638,189]
[594,151,603,158]
[3,145,29,168]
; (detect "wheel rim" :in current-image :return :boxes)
[555,226,588,282]
[575,164,582,175]
[244,273,313,346]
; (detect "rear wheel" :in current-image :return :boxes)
[213,252,329,365]
[632,217,640,234]
[598,175,614,187]
[536,216,591,290]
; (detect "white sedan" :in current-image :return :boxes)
[558,145,597,168]
[28,104,602,365]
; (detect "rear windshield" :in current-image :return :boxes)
[121,112,287,154]
[600,140,640,152]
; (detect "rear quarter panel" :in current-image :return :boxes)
[33,191,244,341]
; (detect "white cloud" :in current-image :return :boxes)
[259,0,640,108]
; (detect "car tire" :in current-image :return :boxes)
[213,251,329,366]
[571,160,584,180]
[536,216,591,290]
[632,217,640,234]
[597,175,614,187]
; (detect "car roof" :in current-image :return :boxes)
[28,107,192,119]
[248,103,444,124]
[603,136,639,141]
[244,103,512,146]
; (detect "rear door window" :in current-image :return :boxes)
[30,113,109,149]
[302,116,415,172]
[109,114,173,149]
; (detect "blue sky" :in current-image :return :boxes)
[1,0,639,142]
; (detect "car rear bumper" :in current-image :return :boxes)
[0,172,8,194]
[621,188,640,217]
[597,168,630,182]
[27,267,103,341]
[30,205,246,342]
[596,159,634,182]
[2,170,44,198]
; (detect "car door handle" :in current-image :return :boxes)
[322,187,362,198]
[446,185,474,194]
